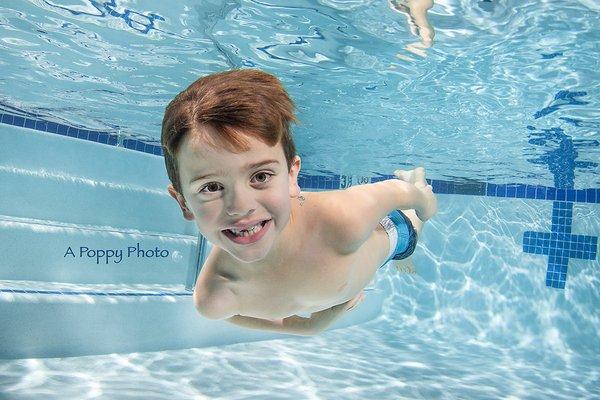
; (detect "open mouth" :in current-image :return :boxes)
[222,219,272,245]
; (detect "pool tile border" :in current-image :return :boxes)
[1,112,599,204]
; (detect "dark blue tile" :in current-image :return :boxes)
[587,189,600,203]
[556,189,566,201]
[566,190,575,201]
[318,176,325,189]
[47,122,58,133]
[1,113,13,124]
[455,181,486,195]
[35,120,48,131]
[311,176,319,189]
[97,133,109,144]
[123,139,133,149]
[442,180,453,194]
[546,187,556,200]
[24,118,36,129]
[446,181,456,194]
[535,186,547,199]
[88,131,99,142]
[525,185,536,199]
[496,185,506,197]
[297,176,307,187]
[108,134,118,145]
[57,124,68,135]
[332,176,341,187]
[506,185,516,197]
[516,185,526,198]
[13,116,25,127]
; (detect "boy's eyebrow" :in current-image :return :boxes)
[189,159,280,184]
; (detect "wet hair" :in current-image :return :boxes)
[161,68,299,194]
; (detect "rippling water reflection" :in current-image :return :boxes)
[0,0,598,186]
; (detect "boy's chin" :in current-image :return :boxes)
[227,248,271,264]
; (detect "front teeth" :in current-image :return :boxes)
[230,221,263,236]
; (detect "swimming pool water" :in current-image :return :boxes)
[0,0,598,399]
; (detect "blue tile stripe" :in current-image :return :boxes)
[297,174,600,204]
[2,112,599,204]
[0,288,191,296]
[0,112,163,156]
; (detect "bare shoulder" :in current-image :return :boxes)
[192,248,239,320]
[306,189,365,255]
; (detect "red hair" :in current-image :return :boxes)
[161,69,299,194]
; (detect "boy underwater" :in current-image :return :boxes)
[161,69,437,336]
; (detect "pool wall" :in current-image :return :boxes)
[0,121,385,359]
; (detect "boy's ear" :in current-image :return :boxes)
[288,155,302,198]
[167,184,195,221]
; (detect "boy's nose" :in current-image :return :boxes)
[225,187,257,216]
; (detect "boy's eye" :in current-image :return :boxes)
[198,171,274,194]
[253,171,273,183]
[203,183,221,193]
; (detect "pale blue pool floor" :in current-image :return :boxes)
[0,311,598,399]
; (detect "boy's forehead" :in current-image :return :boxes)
[177,129,283,173]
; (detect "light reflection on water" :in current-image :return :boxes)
[1,0,598,186]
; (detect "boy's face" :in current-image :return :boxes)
[168,125,301,264]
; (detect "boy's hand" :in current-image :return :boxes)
[394,167,437,222]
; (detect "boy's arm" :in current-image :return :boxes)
[225,314,316,336]
[197,289,318,336]
[322,178,434,254]
[225,292,364,336]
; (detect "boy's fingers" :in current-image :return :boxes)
[414,167,425,183]
[394,169,410,181]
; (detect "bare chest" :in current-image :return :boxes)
[232,232,389,319]
[208,192,391,319]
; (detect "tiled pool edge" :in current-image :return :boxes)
[0,112,162,155]
[2,112,598,204]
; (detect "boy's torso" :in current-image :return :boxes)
[198,190,391,319]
